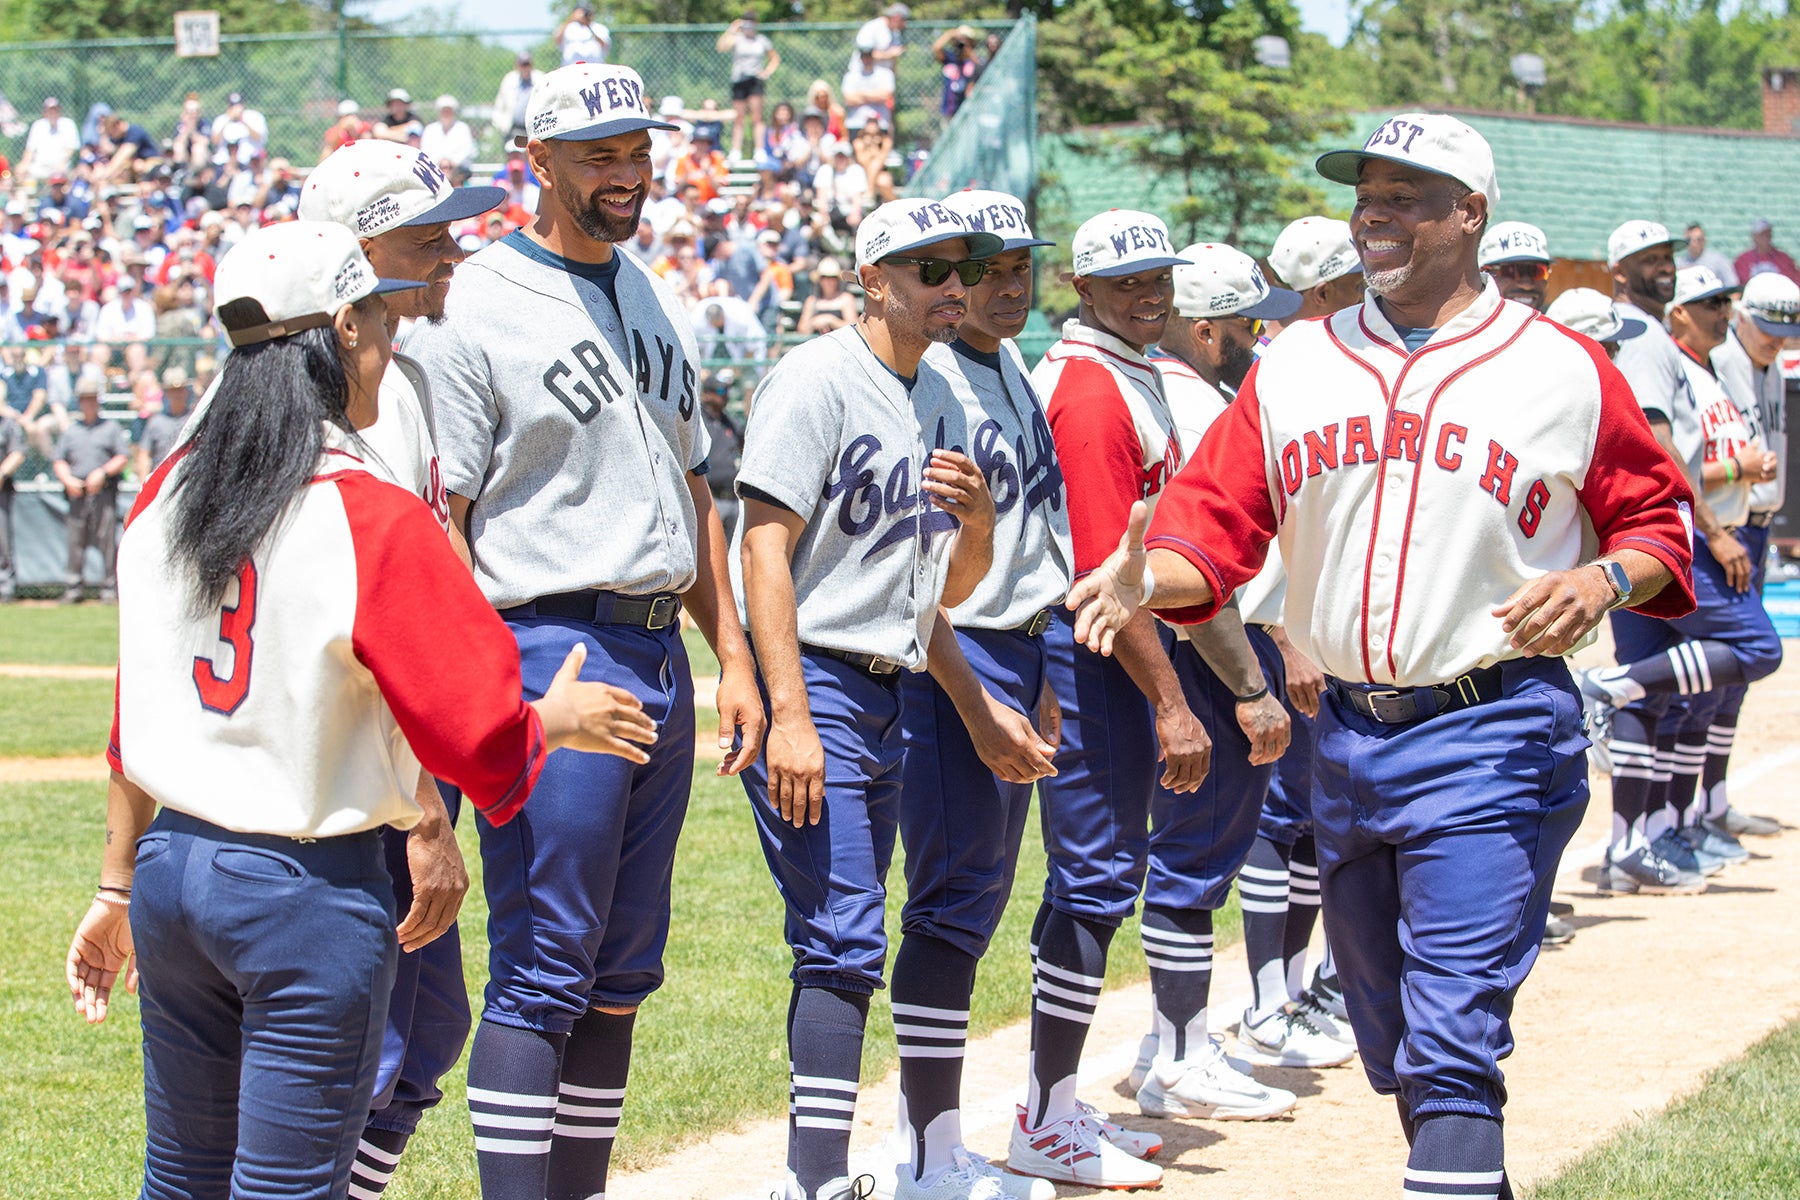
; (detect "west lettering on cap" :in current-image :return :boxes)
[1108,224,1171,256]
[1365,117,1425,154]
[411,153,447,196]
[906,202,957,234]
[580,82,610,118]
[970,202,1026,233]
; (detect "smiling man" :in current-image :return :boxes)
[1063,115,1697,1199]
[409,63,766,1200]
[732,198,999,1200]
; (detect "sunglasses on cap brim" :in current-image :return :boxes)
[882,256,986,286]
[1489,261,1549,282]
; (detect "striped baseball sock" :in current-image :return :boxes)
[1141,904,1213,1067]
[788,984,869,1200]
[1589,640,1746,704]
[546,1008,633,1200]
[1699,694,1744,820]
[1644,729,1681,842]
[467,1019,568,1199]
[1668,727,1710,829]
[1026,903,1113,1128]
[892,933,978,1184]
[347,1127,408,1199]
[1237,837,1291,1024]
[1284,838,1321,1000]
[1607,727,1657,857]
[1403,1113,1505,1200]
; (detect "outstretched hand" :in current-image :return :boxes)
[1065,501,1149,656]
[534,643,661,760]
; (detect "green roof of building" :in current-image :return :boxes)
[1043,109,1800,264]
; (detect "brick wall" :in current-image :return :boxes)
[1763,68,1800,137]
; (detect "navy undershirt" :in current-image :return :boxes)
[951,339,1004,371]
[1390,322,1437,354]
[503,229,622,312]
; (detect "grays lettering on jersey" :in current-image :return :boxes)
[1613,298,1704,482]
[927,339,1073,628]
[731,326,966,670]
[412,239,709,609]
[1714,329,1787,514]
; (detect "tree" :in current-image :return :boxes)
[1038,0,1347,245]
[24,0,324,41]
[1346,0,1587,112]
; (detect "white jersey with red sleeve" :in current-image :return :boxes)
[1034,318,1183,575]
[108,434,547,838]
[1145,284,1697,687]
[1680,349,1755,528]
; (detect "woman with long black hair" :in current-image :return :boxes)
[65,220,658,1199]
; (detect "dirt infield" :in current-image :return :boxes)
[614,652,1800,1200]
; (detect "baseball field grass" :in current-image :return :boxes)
[1523,1017,1800,1200]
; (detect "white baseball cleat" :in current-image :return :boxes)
[1237,1005,1355,1068]
[1126,1032,1157,1093]
[1135,1038,1297,1120]
[1075,1099,1163,1159]
[893,1149,1054,1200]
[1293,988,1357,1048]
[1006,1108,1163,1190]
[780,1172,879,1200]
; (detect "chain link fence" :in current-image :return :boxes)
[903,15,1035,203]
[0,19,1019,167]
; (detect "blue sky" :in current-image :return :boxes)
[356,0,1355,44]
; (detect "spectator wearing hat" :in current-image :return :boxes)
[798,256,857,334]
[492,51,544,147]
[322,99,371,160]
[375,89,424,144]
[153,274,206,374]
[20,97,80,182]
[717,14,781,163]
[692,293,769,365]
[747,226,793,327]
[556,3,611,65]
[134,365,193,479]
[1735,219,1800,287]
[852,3,909,70]
[421,94,476,175]
[211,92,268,160]
[1677,222,1738,287]
[54,368,128,603]
[842,46,897,136]
[41,170,89,222]
[671,124,728,203]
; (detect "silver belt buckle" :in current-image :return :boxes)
[869,656,902,675]
[1364,688,1411,723]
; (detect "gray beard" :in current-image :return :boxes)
[926,324,959,344]
[1364,264,1412,297]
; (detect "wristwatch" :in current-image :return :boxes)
[1595,559,1631,609]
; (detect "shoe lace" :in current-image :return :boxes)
[841,1174,879,1200]
[1287,999,1327,1035]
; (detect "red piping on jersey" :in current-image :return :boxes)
[1047,339,1162,382]
[1358,309,1406,358]
[1326,301,1506,681]
[124,442,193,532]
[1383,312,1536,678]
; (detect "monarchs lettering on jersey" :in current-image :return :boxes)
[1277,414,1552,540]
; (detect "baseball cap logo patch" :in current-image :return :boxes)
[333,257,370,301]
[356,195,403,234]
[1365,117,1427,154]
[863,230,892,260]
[532,109,559,134]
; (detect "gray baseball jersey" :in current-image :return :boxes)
[411,234,710,609]
[1613,299,1704,483]
[925,338,1072,629]
[57,416,128,481]
[1713,329,1787,515]
[137,409,191,472]
[731,326,967,670]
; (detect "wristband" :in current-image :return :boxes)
[1139,564,1156,607]
[98,884,131,896]
[1726,455,1741,483]
[1234,685,1270,704]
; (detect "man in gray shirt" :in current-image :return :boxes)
[0,413,27,602]
[53,370,127,603]
[134,365,192,479]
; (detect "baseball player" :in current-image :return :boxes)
[408,63,768,1200]
[293,137,510,1199]
[1701,273,1800,838]
[67,220,656,1199]
[1007,210,1201,1192]
[1477,220,1551,311]
[1124,244,1339,1104]
[1581,226,1783,892]
[732,197,1000,1200]
[878,188,1069,1200]
[1234,216,1370,1052]
[1065,114,1695,1199]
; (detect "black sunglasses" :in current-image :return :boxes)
[882,256,986,287]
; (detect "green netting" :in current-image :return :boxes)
[0,19,1019,167]
[903,14,1036,204]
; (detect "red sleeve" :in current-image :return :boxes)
[1047,359,1152,576]
[1573,337,1697,619]
[1143,366,1280,624]
[335,472,545,826]
[106,668,122,773]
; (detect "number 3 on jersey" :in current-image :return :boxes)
[193,560,258,715]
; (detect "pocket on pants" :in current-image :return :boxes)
[210,845,305,886]
[134,831,172,867]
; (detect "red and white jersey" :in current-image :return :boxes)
[1681,347,1755,529]
[108,434,546,838]
[1035,319,1183,575]
[363,350,452,532]
[1149,351,1229,472]
[1146,283,1697,687]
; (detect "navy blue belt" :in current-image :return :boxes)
[1747,511,1776,528]
[1327,664,1503,725]
[501,590,682,630]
